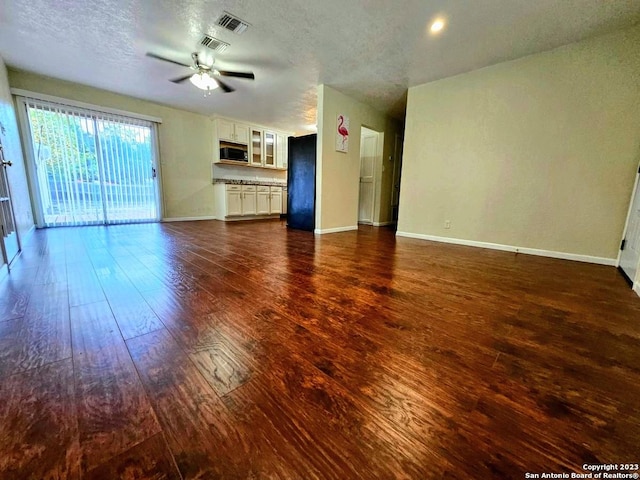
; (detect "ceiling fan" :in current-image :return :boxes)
[146,52,255,94]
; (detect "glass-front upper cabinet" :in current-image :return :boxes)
[264,132,275,168]
[250,128,263,166]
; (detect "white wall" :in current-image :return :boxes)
[8,69,216,220]
[0,57,33,247]
[399,25,640,261]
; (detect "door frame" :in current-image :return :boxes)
[617,163,640,294]
[390,132,403,224]
[0,141,21,269]
[358,126,381,225]
[152,125,164,221]
[15,97,46,227]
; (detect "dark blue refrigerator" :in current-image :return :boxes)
[287,134,317,231]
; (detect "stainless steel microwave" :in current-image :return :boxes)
[220,147,248,161]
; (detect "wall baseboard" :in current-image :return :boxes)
[314,225,358,235]
[162,216,217,222]
[373,221,394,227]
[633,282,640,297]
[223,215,281,222]
[395,231,617,266]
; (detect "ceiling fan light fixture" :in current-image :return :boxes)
[190,72,218,91]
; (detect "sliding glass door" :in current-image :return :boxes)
[95,118,158,224]
[24,99,160,227]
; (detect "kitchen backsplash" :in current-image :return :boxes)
[212,163,287,185]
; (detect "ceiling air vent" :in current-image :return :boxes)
[199,34,230,53]
[216,12,250,34]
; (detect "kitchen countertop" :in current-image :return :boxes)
[212,178,287,187]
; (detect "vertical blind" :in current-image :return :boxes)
[24,98,160,227]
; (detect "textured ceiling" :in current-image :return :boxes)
[1,0,639,134]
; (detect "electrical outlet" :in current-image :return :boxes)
[445,220,451,229]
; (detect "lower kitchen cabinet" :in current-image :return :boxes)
[241,185,257,215]
[270,186,282,214]
[257,186,271,215]
[257,186,283,215]
[214,183,285,220]
[224,184,256,216]
[226,185,243,216]
[282,187,287,215]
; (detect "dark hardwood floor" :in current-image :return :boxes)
[1,220,639,479]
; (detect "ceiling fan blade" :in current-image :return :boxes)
[213,76,235,93]
[146,52,192,68]
[170,74,193,84]
[217,70,255,80]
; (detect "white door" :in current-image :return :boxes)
[358,130,377,224]
[0,142,19,266]
[620,171,640,284]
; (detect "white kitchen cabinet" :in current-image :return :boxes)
[213,117,289,171]
[225,185,243,216]
[257,186,283,214]
[276,134,287,169]
[217,119,249,145]
[264,131,276,168]
[282,188,287,215]
[250,128,264,166]
[241,185,257,215]
[235,124,250,144]
[216,183,286,220]
[217,119,234,142]
[270,186,282,214]
[249,130,279,169]
[224,184,258,216]
[257,186,271,214]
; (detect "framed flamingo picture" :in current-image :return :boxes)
[336,114,349,152]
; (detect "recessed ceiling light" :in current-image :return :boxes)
[430,19,445,34]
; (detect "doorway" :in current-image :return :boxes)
[390,133,403,225]
[620,167,640,287]
[0,139,19,267]
[358,127,379,225]
[22,98,160,227]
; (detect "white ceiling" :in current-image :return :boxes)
[1,0,639,134]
